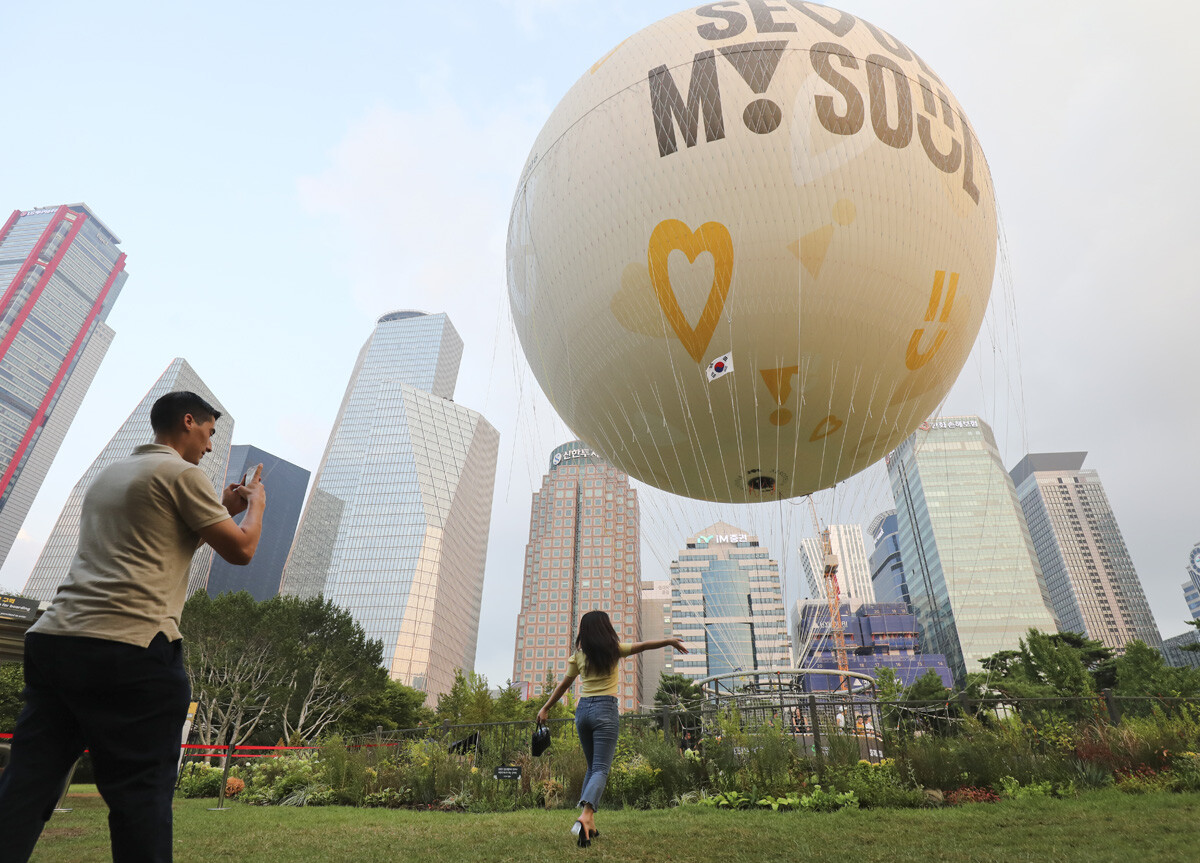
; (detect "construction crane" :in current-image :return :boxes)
[807,497,850,693]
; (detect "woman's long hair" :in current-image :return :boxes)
[575,610,621,676]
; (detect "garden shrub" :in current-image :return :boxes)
[798,784,858,812]
[896,718,1077,791]
[318,736,368,805]
[240,752,323,805]
[176,763,225,799]
[1165,751,1200,792]
[1114,764,1173,794]
[823,759,924,809]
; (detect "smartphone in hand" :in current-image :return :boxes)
[241,463,262,486]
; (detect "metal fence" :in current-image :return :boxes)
[333,690,1200,776]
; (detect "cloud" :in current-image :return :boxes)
[296,92,546,333]
[496,0,582,36]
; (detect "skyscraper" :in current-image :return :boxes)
[886,415,1057,682]
[511,442,642,710]
[280,312,498,703]
[669,523,788,689]
[1161,629,1200,670]
[1183,542,1200,621]
[639,580,673,709]
[203,445,309,602]
[1011,452,1161,651]
[799,524,875,603]
[868,510,910,607]
[24,358,232,599]
[0,204,128,566]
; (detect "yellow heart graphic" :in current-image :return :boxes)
[647,219,734,363]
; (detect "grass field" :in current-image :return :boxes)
[30,788,1200,863]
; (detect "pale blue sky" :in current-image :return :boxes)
[2,2,1197,687]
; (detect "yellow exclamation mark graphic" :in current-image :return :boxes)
[759,366,799,426]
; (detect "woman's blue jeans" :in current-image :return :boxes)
[575,695,619,811]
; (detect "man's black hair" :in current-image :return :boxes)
[150,391,222,434]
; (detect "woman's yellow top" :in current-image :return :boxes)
[567,642,633,697]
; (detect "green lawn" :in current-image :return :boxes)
[30,789,1200,863]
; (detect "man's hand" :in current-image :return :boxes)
[222,483,248,517]
[203,473,267,566]
[239,470,266,508]
[221,468,266,519]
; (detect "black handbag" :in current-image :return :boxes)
[531,723,551,757]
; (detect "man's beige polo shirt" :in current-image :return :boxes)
[30,444,230,647]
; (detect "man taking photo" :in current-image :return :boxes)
[0,391,267,863]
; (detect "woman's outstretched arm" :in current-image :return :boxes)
[629,637,688,655]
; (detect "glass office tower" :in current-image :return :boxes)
[1011,452,1160,652]
[24,358,232,599]
[669,523,788,689]
[204,445,309,602]
[0,204,128,566]
[510,442,642,710]
[886,416,1057,682]
[868,510,910,607]
[280,312,498,704]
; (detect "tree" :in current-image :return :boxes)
[976,629,1113,700]
[492,680,530,722]
[1181,620,1200,654]
[906,668,953,702]
[181,591,386,751]
[275,596,388,743]
[332,678,433,736]
[435,670,495,725]
[184,592,287,752]
[653,673,703,734]
[871,666,904,702]
[654,673,703,713]
[1113,640,1200,705]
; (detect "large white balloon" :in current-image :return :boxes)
[508,2,997,503]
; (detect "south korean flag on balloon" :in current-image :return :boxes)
[706,353,733,382]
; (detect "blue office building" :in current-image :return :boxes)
[205,445,309,602]
[792,600,952,691]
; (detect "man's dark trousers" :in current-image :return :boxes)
[0,632,191,863]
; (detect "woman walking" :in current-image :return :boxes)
[537,610,687,847]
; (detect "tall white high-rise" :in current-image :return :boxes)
[887,416,1058,682]
[24,358,232,599]
[799,524,875,603]
[1011,452,1160,651]
[280,312,498,704]
[669,522,788,689]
